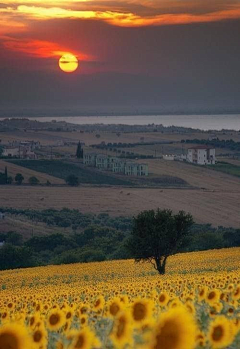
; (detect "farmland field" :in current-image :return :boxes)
[0,185,240,227]
[0,247,239,348]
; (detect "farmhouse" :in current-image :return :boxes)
[187,146,216,165]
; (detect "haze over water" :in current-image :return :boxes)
[3,114,240,131]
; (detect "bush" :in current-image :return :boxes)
[65,174,79,186]
[29,176,40,185]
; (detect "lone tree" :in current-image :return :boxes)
[127,209,193,274]
[76,141,83,159]
[15,173,24,185]
[65,174,79,186]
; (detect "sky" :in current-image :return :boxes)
[1,0,240,115]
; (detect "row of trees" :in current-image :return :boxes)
[0,172,40,185]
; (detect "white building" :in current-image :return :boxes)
[96,154,108,169]
[2,147,19,157]
[111,158,125,174]
[163,155,175,161]
[2,147,37,159]
[125,162,148,176]
[83,152,97,166]
[83,152,148,176]
[187,146,216,165]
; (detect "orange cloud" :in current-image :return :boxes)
[3,38,92,60]
[1,3,240,29]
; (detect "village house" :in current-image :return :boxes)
[111,158,125,174]
[83,152,148,176]
[83,152,97,166]
[125,162,149,176]
[187,146,216,165]
[96,154,109,169]
[2,146,37,159]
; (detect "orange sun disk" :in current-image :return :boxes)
[59,53,78,73]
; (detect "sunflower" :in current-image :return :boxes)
[131,299,153,327]
[31,325,48,349]
[108,298,122,317]
[46,309,65,331]
[69,327,100,349]
[206,289,220,306]
[198,286,208,301]
[195,331,206,347]
[0,323,32,349]
[158,292,170,307]
[93,296,105,311]
[208,315,235,348]
[80,314,88,327]
[110,311,133,348]
[148,306,196,349]
[232,285,240,300]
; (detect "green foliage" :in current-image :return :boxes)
[5,231,23,246]
[29,176,40,185]
[15,173,24,184]
[65,174,79,186]
[0,244,35,270]
[127,209,194,274]
[183,138,240,152]
[76,141,83,158]
[0,207,239,271]
[7,160,132,186]
[0,167,12,184]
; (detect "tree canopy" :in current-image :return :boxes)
[65,174,79,186]
[15,173,24,185]
[127,209,193,274]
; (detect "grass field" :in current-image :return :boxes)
[0,247,239,348]
[208,161,240,178]
[8,160,133,186]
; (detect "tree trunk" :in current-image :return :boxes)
[155,256,168,275]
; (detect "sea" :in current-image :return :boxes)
[1,114,240,131]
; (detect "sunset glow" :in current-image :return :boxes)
[1,1,240,62]
[0,1,240,111]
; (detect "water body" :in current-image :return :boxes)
[1,114,240,131]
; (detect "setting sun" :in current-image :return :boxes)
[59,53,78,73]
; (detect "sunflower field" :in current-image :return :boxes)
[0,247,239,349]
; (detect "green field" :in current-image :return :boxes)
[8,160,133,186]
[208,161,240,178]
